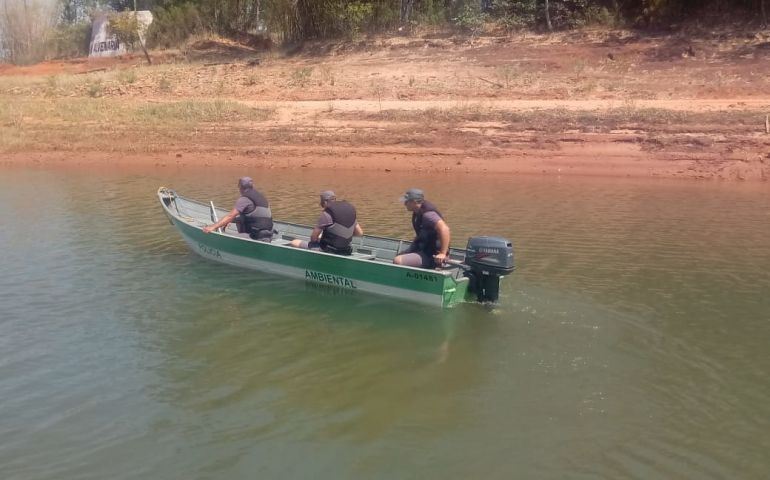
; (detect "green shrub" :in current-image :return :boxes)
[87,79,104,98]
[146,3,205,49]
[367,1,400,32]
[491,0,594,30]
[415,0,450,25]
[109,12,141,51]
[117,69,138,85]
[495,65,519,88]
[158,76,172,92]
[584,6,619,26]
[44,76,58,96]
[290,67,313,87]
[491,0,537,31]
[46,23,91,59]
[548,0,593,29]
[452,3,487,36]
[341,2,375,37]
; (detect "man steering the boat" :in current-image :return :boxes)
[393,188,451,269]
[202,177,274,240]
[290,190,364,255]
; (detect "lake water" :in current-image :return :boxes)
[1,166,768,479]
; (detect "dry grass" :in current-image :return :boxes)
[361,105,770,133]
[0,63,191,97]
[0,96,274,152]
[0,96,273,123]
[136,99,274,123]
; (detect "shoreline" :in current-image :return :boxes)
[2,31,770,182]
[2,97,768,181]
[3,148,768,182]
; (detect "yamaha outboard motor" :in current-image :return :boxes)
[464,236,515,303]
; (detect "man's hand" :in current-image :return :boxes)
[434,220,450,268]
[203,208,237,235]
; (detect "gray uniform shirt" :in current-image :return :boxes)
[404,211,443,257]
[316,211,334,229]
[420,211,442,230]
[234,196,254,214]
[316,211,359,232]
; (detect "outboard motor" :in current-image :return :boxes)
[464,236,515,303]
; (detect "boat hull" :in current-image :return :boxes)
[168,213,470,307]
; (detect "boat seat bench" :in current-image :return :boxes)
[350,252,376,260]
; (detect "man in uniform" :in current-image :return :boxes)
[393,188,451,268]
[203,177,273,240]
[290,190,363,254]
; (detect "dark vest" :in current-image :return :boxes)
[320,200,356,255]
[411,200,444,255]
[239,188,273,236]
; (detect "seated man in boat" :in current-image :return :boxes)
[393,188,451,269]
[290,190,363,255]
[202,176,274,240]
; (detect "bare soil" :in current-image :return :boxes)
[2,30,769,181]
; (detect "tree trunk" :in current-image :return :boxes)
[132,5,152,66]
[2,0,12,63]
[23,0,33,60]
[401,0,414,24]
[762,0,768,27]
[544,0,553,32]
[138,37,152,65]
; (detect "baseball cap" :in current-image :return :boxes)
[319,190,336,202]
[400,188,424,203]
[238,177,253,189]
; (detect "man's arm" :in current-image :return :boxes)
[203,208,239,233]
[433,219,451,265]
[354,223,364,236]
[311,211,333,243]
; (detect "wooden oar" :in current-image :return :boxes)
[209,201,223,233]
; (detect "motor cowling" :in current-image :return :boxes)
[464,236,514,303]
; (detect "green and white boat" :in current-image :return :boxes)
[158,187,514,307]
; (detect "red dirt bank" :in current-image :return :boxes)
[2,31,770,181]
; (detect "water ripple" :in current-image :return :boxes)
[1,167,768,479]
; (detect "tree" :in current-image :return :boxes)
[107,0,153,11]
[1,0,60,63]
[401,0,414,23]
[60,0,95,24]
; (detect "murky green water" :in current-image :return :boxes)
[1,166,768,479]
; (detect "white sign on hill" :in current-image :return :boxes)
[89,11,153,58]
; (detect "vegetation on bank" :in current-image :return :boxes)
[4,93,765,132]
[0,96,273,125]
[1,94,767,153]
[0,95,276,152]
[363,105,770,133]
[1,0,769,64]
